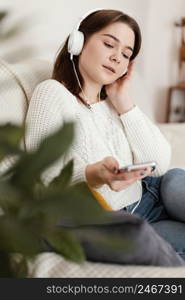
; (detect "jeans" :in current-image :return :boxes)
[126,168,185,261]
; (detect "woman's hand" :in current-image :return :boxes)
[105,61,135,115]
[85,156,152,192]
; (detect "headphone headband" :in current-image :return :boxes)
[74,8,104,31]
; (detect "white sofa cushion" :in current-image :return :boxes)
[29,252,185,278]
[158,123,185,169]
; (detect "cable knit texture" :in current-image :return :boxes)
[25,79,171,210]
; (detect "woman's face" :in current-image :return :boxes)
[78,22,135,86]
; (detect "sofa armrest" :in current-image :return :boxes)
[158,123,185,169]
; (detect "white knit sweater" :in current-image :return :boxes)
[25,79,171,210]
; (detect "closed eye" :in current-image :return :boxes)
[104,42,113,48]
[104,42,130,60]
[123,54,130,59]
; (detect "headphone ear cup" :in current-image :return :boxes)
[68,30,84,58]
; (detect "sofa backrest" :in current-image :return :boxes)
[0,58,52,125]
[0,58,52,174]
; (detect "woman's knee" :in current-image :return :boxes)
[160,168,185,221]
[163,168,185,181]
[160,168,185,198]
[134,219,184,266]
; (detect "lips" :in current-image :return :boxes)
[103,65,115,73]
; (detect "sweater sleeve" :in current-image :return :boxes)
[25,80,87,185]
[119,106,171,176]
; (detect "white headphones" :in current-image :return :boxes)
[68,8,129,76]
[67,8,104,60]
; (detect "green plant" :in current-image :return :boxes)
[0,122,110,277]
[0,122,133,277]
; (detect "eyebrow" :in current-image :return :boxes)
[101,33,133,52]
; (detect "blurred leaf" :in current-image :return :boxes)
[0,123,24,147]
[46,227,85,263]
[0,11,7,23]
[10,254,28,278]
[32,181,46,201]
[0,124,24,161]
[58,183,108,224]
[0,144,22,162]
[0,216,42,255]
[1,23,24,40]
[10,122,74,192]
[0,252,13,278]
[50,159,74,188]
[19,182,107,225]
[0,120,133,277]
[0,182,23,213]
[0,15,35,40]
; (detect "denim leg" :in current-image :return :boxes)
[160,168,185,222]
[126,176,168,223]
[151,220,185,261]
[126,173,185,261]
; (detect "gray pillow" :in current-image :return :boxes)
[59,211,185,267]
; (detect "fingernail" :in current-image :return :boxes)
[140,171,147,176]
[113,167,118,174]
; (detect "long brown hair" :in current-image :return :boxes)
[52,9,142,100]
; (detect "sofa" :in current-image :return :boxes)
[1,57,185,278]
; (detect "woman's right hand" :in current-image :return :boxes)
[85,156,152,192]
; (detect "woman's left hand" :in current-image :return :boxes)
[105,60,135,115]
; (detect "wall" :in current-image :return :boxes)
[144,0,185,122]
[0,0,185,122]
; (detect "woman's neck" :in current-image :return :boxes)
[79,83,102,104]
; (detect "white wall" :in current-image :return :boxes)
[144,0,185,122]
[0,0,184,122]
[0,0,148,65]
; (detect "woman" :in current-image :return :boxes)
[25,9,185,266]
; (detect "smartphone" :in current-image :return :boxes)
[118,161,156,173]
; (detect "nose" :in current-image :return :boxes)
[110,53,121,63]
